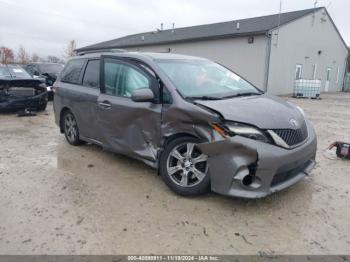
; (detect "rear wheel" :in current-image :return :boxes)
[160,136,210,196]
[63,111,83,146]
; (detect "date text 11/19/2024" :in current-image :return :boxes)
[127,255,220,261]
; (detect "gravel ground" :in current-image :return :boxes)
[0,92,349,255]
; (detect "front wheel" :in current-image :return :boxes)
[160,137,210,196]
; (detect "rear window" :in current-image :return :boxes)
[82,60,100,88]
[60,59,85,84]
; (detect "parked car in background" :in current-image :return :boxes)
[24,63,64,100]
[53,51,317,199]
[0,64,48,112]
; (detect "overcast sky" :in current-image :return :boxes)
[0,0,349,59]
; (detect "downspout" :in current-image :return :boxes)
[264,31,272,93]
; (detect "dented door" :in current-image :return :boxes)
[96,57,162,162]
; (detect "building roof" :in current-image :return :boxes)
[76,7,323,52]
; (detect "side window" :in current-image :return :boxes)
[61,59,85,84]
[33,65,40,75]
[82,60,100,88]
[104,60,150,97]
[25,65,33,75]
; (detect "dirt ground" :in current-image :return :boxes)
[0,92,349,255]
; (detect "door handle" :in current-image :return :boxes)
[98,101,111,109]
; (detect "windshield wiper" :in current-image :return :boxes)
[187,92,262,101]
[187,96,223,100]
[221,92,262,99]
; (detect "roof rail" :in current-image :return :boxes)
[77,48,127,56]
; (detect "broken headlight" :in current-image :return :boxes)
[213,122,271,143]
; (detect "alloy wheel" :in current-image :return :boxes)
[64,113,78,143]
[166,142,208,187]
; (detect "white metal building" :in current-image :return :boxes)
[77,7,349,95]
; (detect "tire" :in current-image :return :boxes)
[62,110,83,146]
[47,91,54,101]
[160,136,210,196]
[37,101,47,111]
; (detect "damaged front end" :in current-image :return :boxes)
[198,120,317,199]
[0,79,48,112]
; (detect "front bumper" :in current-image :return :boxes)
[0,91,48,111]
[198,120,317,199]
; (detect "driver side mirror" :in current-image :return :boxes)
[33,70,40,77]
[131,88,155,102]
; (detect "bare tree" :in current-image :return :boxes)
[0,46,15,64]
[64,40,77,58]
[31,53,40,63]
[17,45,30,64]
[47,55,61,63]
[39,56,47,62]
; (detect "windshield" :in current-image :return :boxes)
[0,65,11,78]
[156,59,261,99]
[0,65,32,79]
[39,64,64,75]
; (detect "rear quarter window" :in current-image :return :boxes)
[82,60,100,88]
[60,59,85,84]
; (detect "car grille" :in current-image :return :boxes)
[272,122,308,147]
[270,160,311,187]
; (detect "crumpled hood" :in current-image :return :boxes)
[0,78,45,88]
[195,94,305,129]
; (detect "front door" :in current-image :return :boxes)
[96,56,162,162]
[325,67,332,92]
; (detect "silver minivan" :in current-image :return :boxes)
[53,51,317,198]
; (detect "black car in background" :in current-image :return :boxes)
[24,63,64,100]
[0,64,47,112]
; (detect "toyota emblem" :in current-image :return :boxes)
[289,119,299,128]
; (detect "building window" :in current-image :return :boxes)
[312,64,317,79]
[295,64,303,80]
[326,68,332,81]
[336,66,340,83]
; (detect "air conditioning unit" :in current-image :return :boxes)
[293,79,321,99]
